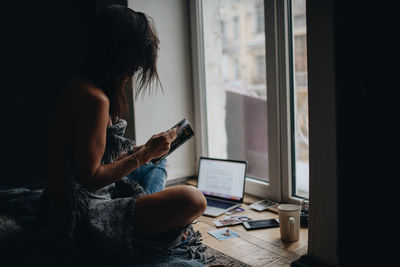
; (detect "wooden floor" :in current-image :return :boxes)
[184,180,308,267]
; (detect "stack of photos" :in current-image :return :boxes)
[212,215,252,227]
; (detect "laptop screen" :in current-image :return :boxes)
[197,157,246,201]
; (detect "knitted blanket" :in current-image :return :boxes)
[0,120,214,266]
[0,186,214,266]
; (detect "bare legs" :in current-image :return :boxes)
[134,185,207,236]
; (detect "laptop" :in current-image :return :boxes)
[197,157,247,217]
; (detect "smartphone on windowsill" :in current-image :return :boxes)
[243,219,280,231]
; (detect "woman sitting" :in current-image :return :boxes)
[45,4,207,264]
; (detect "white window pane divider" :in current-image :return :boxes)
[265,0,286,202]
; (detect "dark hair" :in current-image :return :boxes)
[83,5,161,122]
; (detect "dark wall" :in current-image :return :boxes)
[0,1,126,188]
[333,1,397,266]
[0,1,96,188]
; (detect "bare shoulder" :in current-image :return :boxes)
[70,77,110,112]
[81,81,109,108]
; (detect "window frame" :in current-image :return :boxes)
[288,0,309,200]
[189,0,304,204]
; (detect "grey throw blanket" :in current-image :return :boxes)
[0,120,214,266]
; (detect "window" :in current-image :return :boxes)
[199,0,269,185]
[190,0,309,201]
[221,20,227,41]
[254,55,266,84]
[255,1,264,34]
[290,0,309,199]
[234,58,240,80]
[233,16,240,39]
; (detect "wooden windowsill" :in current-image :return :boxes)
[184,178,308,266]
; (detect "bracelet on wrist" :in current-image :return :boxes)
[128,149,141,174]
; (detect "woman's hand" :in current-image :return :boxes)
[143,127,178,161]
[132,145,144,153]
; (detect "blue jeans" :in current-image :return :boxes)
[126,159,167,195]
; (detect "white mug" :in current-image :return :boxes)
[278,204,301,242]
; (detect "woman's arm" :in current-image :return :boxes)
[114,145,144,161]
[73,90,176,192]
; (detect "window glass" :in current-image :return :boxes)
[291,0,309,198]
[255,2,264,34]
[202,0,268,181]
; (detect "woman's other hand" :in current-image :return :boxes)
[143,127,177,160]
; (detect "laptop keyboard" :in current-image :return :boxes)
[207,198,236,209]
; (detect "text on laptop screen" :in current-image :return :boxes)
[197,158,246,201]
